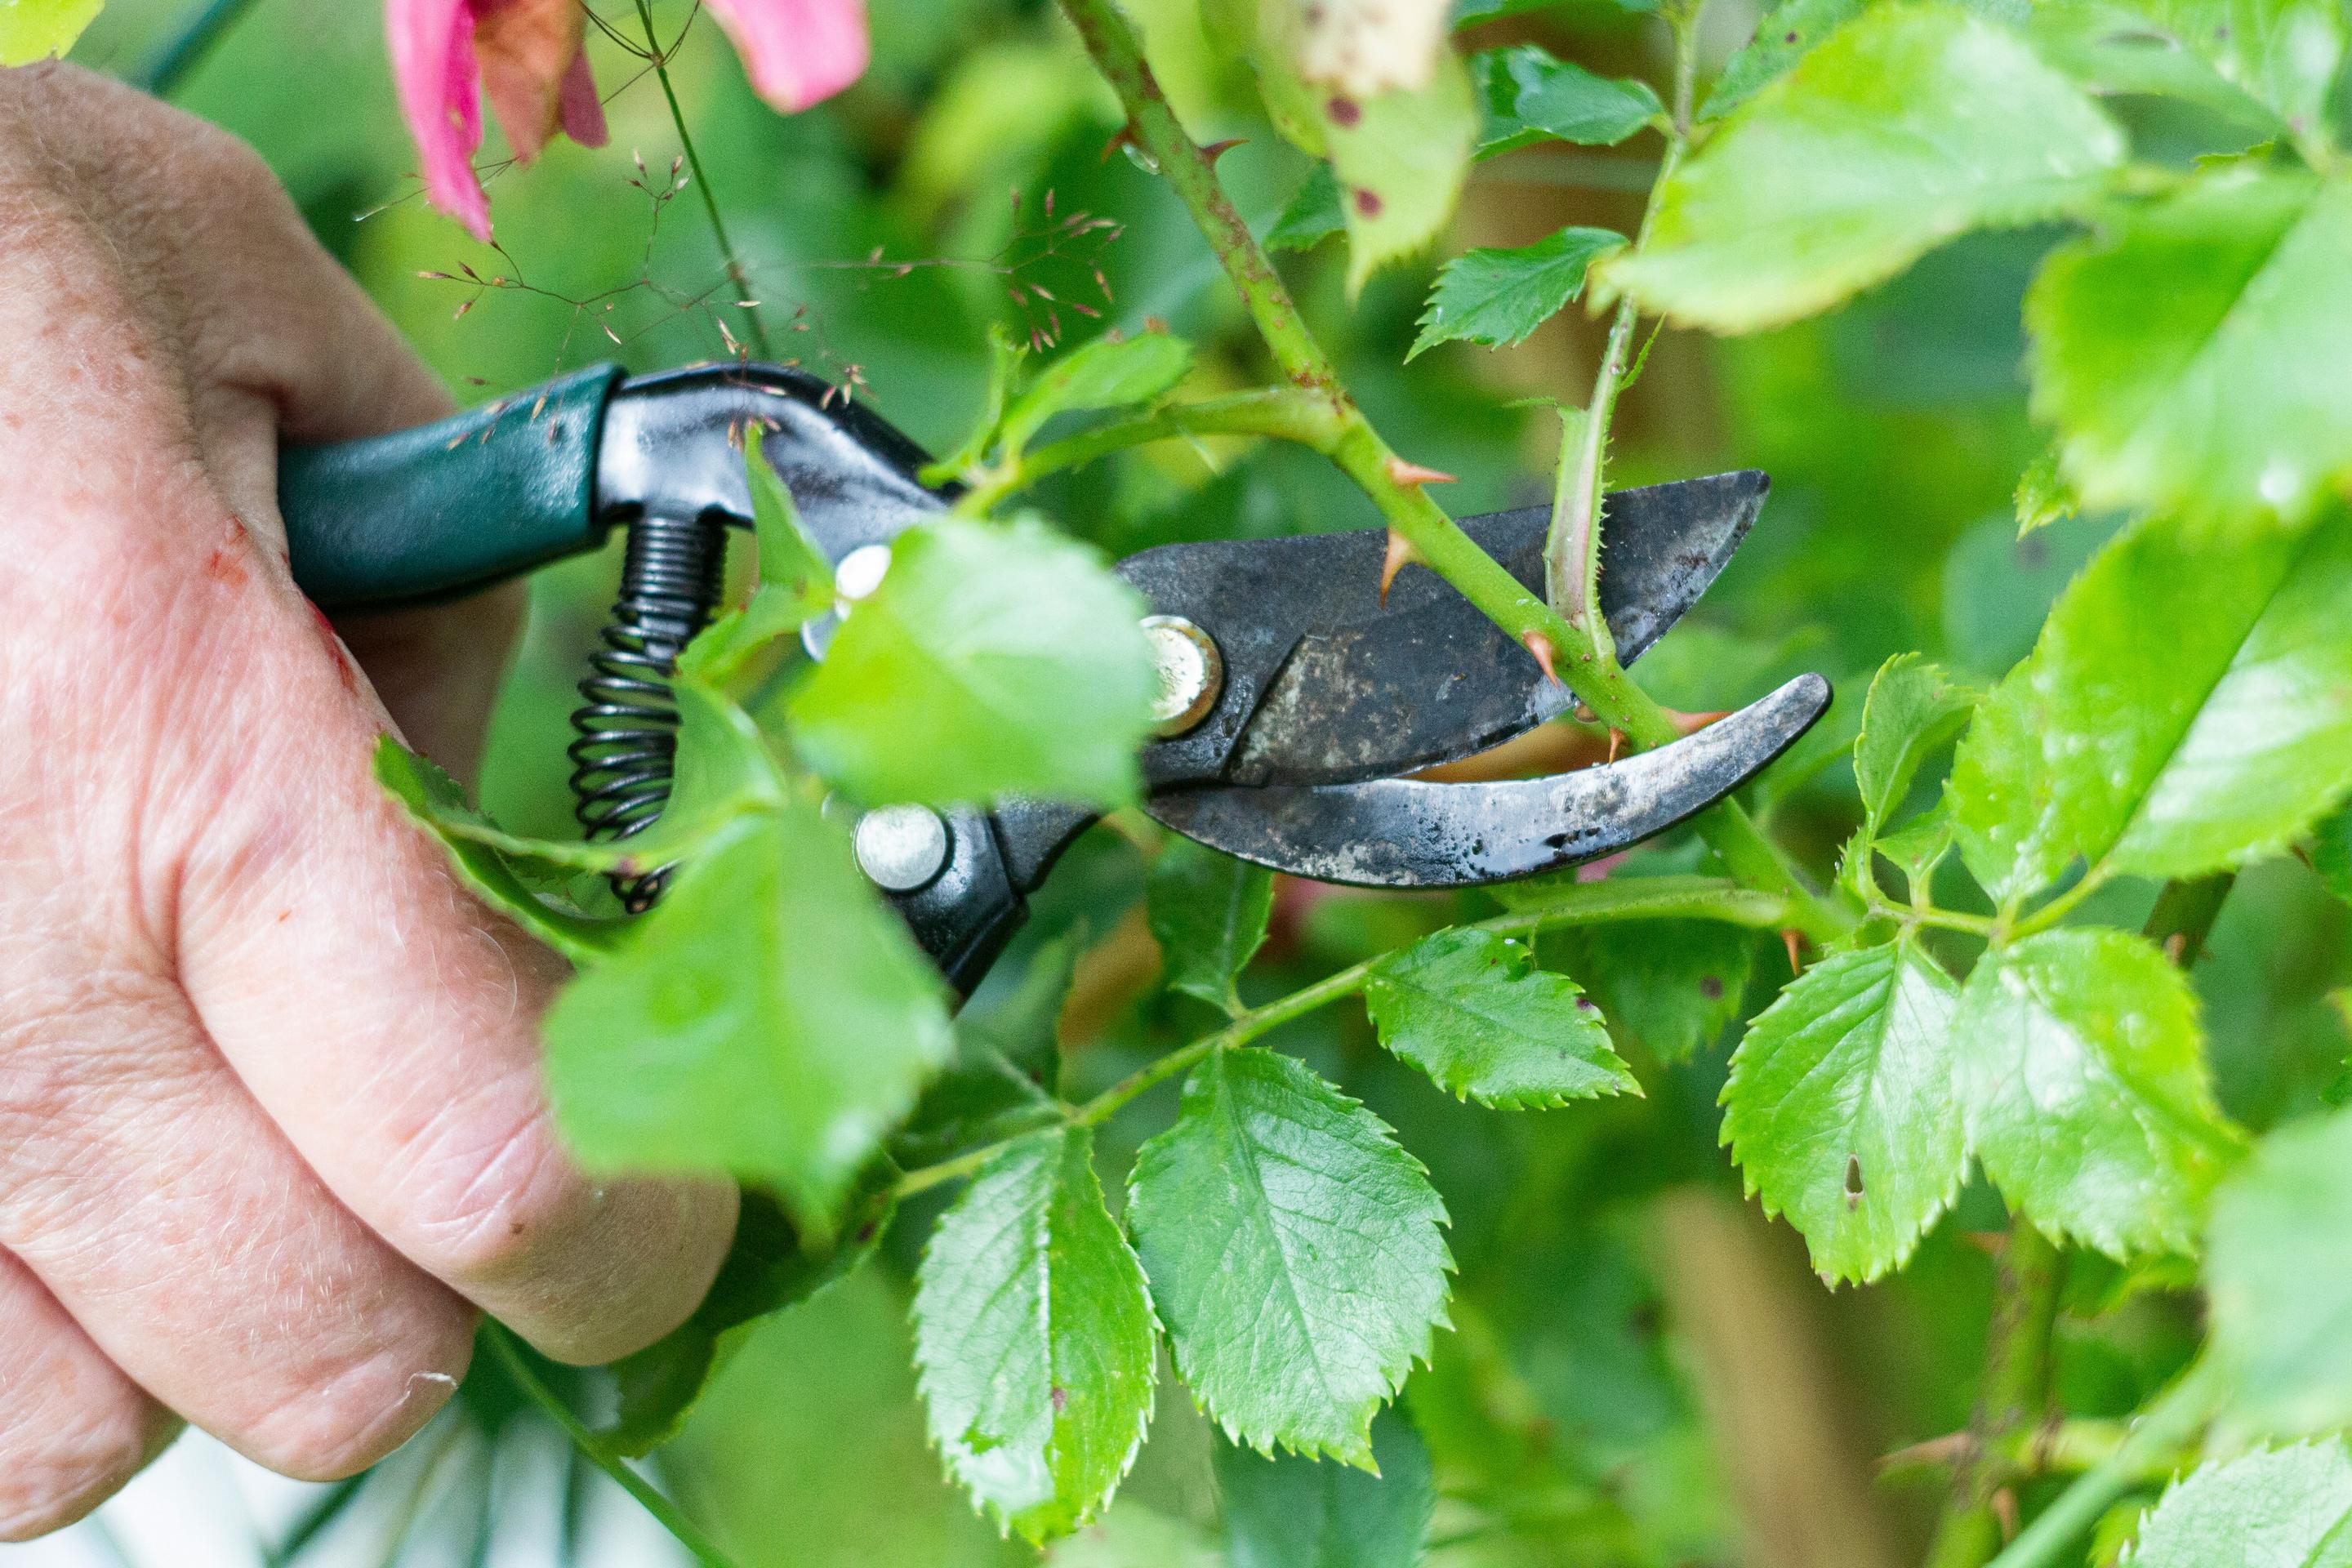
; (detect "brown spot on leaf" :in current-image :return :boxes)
[1050,1386,1068,1412]
[1699,974,1724,1000]
[1353,187,1383,217]
[1844,1154,1864,1209]
[1326,95,1362,127]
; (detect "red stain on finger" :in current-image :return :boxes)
[305,599,359,693]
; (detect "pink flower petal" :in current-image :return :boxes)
[558,48,608,148]
[701,0,869,114]
[387,0,492,241]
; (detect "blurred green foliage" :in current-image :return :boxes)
[84,0,2352,1560]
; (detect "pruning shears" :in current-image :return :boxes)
[279,363,1830,992]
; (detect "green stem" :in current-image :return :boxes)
[1984,1360,2225,1568]
[951,388,1345,514]
[1544,10,1696,641]
[1925,1223,2065,1568]
[483,1322,746,1568]
[892,875,1791,1198]
[634,0,773,359]
[1053,0,1846,942]
[139,0,268,96]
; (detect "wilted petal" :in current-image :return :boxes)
[474,0,587,163]
[702,0,869,113]
[1290,0,1447,96]
[387,0,491,240]
[558,48,608,148]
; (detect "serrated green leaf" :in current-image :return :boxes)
[1722,939,1965,1283]
[0,0,100,65]
[2127,1444,2352,1567]
[1953,928,2240,1258]
[2015,445,2079,540]
[1147,838,1275,1012]
[603,1183,894,1456]
[1128,1048,1452,1464]
[2027,169,2352,524]
[1327,55,1481,293]
[679,426,835,687]
[1214,1409,1433,1568]
[1267,163,1346,252]
[411,676,786,876]
[2025,0,2283,128]
[1593,3,2123,333]
[1471,45,1660,156]
[543,804,953,1235]
[1407,227,1624,359]
[1541,919,1757,1062]
[1854,654,1978,836]
[2122,0,2345,145]
[1454,0,1656,22]
[1874,803,1958,893]
[1362,928,1637,1107]
[915,1126,1157,1544]
[1000,331,1194,455]
[372,740,627,966]
[791,519,1157,808]
[1698,0,1862,121]
[2209,1107,2352,1434]
[1949,508,2352,902]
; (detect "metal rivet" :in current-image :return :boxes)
[853,804,951,892]
[834,542,893,602]
[1143,615,1224,737]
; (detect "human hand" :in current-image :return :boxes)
[0,64,734,1539]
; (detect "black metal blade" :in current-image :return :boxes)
[1146,674,1828,887]
[1122,471,1768,791]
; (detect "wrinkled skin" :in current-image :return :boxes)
[0,65,735,1539]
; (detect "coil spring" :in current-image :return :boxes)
[568,513,728,911]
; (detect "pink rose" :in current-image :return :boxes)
[390,0,871,241]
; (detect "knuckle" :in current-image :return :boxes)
[390,1082,582,1285]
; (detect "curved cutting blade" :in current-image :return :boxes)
[1147,470,1771,787]
[1147,675,1829,887]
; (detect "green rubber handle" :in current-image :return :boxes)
[278,363,626,612]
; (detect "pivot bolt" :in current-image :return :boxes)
[1143,615,1223,738]
[853,804,951,892]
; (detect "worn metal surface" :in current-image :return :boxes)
[1148,675,1831,887]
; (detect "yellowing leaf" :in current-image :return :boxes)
[0,0,100,65]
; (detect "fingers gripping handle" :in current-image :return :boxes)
[278,364,626,612]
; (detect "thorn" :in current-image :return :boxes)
[1200,137,1248,164]
[1385,456,1457,488]
[1606,728,1625,762]
[1100,127,1138,163]
[1379,529,1424,606]
[1782,929,1804,975]
[1993,1488,2020,1541]
[1960,1229,2009,1257]
[1520,630,1561,686]
[1668,706,1733,736]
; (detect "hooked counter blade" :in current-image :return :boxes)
[1212,470,1768,787]
[1147,673,1827,888]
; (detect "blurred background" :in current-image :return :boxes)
[11,0,2350,1563]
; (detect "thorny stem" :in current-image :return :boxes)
[1927,875,2237,1566]
[483,1321,747,1568]
[1546,4,1699,646]
[632,0,773,359]
[1923,1225,2065,1568]
[893,875,1794,1200]
[1053,0,1845,939]
[951,388,1347,515]
[1984,1359,2227,1568]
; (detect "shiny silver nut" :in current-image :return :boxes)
[1143,615,1223,737]
[833,541,893,602]
[853,804,951,892]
